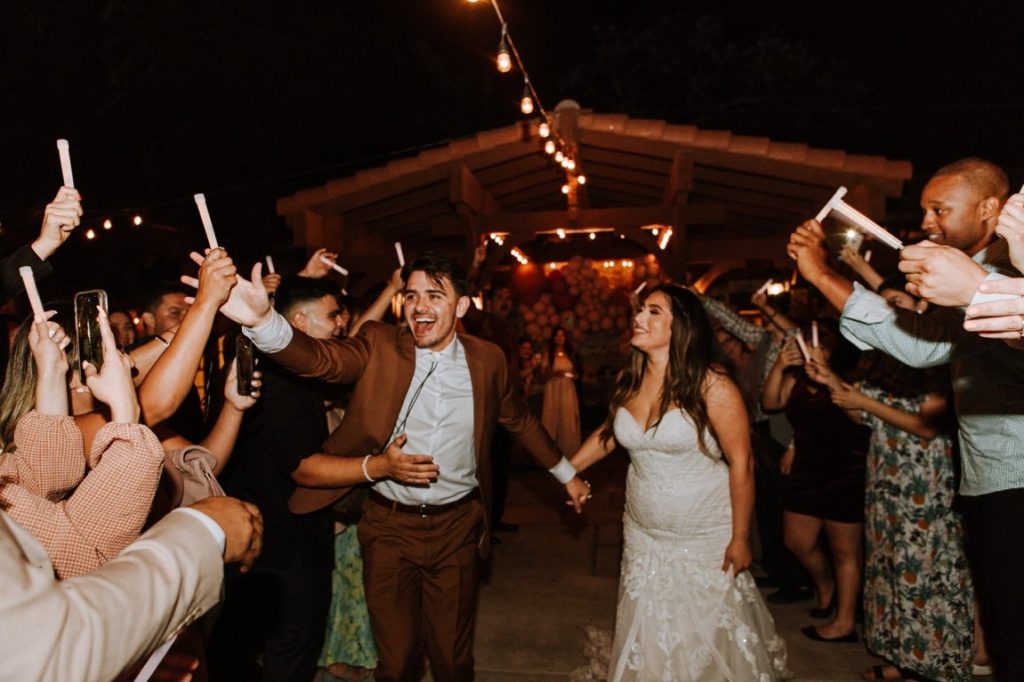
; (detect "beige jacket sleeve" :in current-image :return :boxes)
[0,508,223,682]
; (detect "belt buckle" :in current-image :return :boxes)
[418,503,428,518]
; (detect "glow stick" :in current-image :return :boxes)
[815,187,847,223]
[18,267,45,320]
[634,281,647,295]
[319,255,348,276]
[192,194,219,249]
[56,139,74,188]
[794,331,810,361]
[755,279,772,296]
[265,255,275,274]
[811,321,819,349]
[816,186,903,250]
[864,249,872,263]
[394,242,405,267]
[132,638,175,682]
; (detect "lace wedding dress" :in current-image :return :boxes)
[609,408,789,681]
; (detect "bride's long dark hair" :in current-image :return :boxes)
[600,285,733,459]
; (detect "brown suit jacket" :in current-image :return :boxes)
[281,321,563,551]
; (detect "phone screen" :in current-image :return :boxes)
[74,290,108,383]
[235,335,256,396]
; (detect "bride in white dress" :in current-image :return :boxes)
[570,285,789,681]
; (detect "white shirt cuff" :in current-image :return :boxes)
[548,457,577,484]
[171,507,226,555]
[241,310,293,353]
[967,272,1018,311]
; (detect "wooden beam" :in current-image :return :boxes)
[581,161,667,190]
[687,237,790,263]
[479,204,726,234]
[578,145,673,175]
[342,181,449,225]
[662,151,694,205]
[449,164,500,215]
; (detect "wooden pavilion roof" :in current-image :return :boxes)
[277,109,911,282]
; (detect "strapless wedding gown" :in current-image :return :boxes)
[609,408,789,681]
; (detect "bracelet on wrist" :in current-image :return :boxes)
[361,454,375,483]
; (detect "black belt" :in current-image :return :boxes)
[368,488,480,517]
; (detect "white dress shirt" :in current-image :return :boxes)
[376,337,477,505]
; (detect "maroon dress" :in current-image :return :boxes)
[784,375,869,523]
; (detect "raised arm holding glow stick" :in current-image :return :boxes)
[193,193,219,250]
[319,255,349,276]
[815,186,903,250]
[755,279,772,297]
[395,242,405,268]
[56,139,75,188]
[794,331,810,361]
[19,267,46,320]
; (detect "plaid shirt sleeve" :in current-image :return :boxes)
[0,421,164,579]
[0,411,86,502]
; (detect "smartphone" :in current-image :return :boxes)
[235,335,257,396]
[74,289,108,384]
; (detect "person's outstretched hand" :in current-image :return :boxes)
[183,258,271,328]
[298,247,339,279]
[33,186,82,259]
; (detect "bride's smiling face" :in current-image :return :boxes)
[631,291,674,353]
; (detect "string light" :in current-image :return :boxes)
[561,184,569,195]
[132,215,143,226]
[556,228,566,239]
[102,218,113,230]
[544,140,556,154]
[489,232,506,245]
[510,246,530,264]
[85,228,96,240]
[589,232,596,241]
[658,228,674,250]
[554,150,564,163]
[519,79,534,115]
[566,159,576,171]
[539,122,550,138]
[496,26,512,73]
[577,175,586,185]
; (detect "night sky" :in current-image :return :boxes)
[3,1,1023,301]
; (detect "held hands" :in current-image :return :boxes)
[33,186,82,259]
[722,538,752,575]
[297,248,339,278]
[787,220,831,281]
[899,241,989,307]
[83,308,140,424]
[564,475,592,513]
[181,248,238,310]
[374,433,440,485]
[188,496,263,572]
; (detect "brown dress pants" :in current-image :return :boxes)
[358,495,485,682]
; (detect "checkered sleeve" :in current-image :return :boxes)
[0,411,86,501]
[0,421,165,579]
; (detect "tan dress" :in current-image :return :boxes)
[541,352,580,455]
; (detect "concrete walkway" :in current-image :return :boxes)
[471,457,909,682]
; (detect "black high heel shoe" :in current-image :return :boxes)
[808,591,838,618]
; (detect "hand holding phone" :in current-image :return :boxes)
[82,306,139,424]
[74,289,108,384]
[235,335,258,397]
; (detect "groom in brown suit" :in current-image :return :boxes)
[222,251,591,681]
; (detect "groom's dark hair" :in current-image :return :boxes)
[403,251,469,298]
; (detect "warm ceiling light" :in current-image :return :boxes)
[561,184,569,195]
[589,232,596,240]
[556,228,566,239]
[85,228,96,240]
[577,175,586,185]
[496,29,512,73]
[554,150,564,163]
[539,122,550,138]
[102,218,113,230]
[544,140,556,154]
[519,83,534,115]
[132,215,143,226]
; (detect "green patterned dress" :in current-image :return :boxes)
[860,383,973,681]
[319,524,378,670]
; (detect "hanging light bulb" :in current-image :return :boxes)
[544,140,556,154]
[519,79,533,115]
[539,121,550,138]
[554,150,564,163]
[566,159,576,171]
[560,158,570,169]
[589,232,596,241]
[85,228,96,240]
[577,174,587,185]
[496,27,512,73]
[102,218,113,230]
[556,228,566,239]
[132,215,143,226]
[561,184,570,195]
